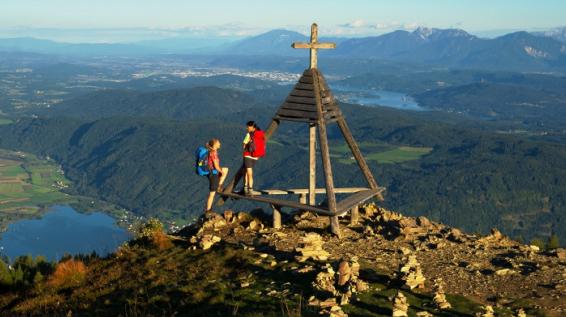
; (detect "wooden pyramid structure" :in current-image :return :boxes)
[219,23,384,236]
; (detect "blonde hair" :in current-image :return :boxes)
[206,138,220,150]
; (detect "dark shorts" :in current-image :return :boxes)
[208,173,220,192]
[244,157,258,168]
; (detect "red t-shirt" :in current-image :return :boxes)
[207,150,219,171]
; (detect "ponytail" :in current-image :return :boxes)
[206,138,220,150]
[246,121,261,131]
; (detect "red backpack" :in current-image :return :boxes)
[251,130,266,158]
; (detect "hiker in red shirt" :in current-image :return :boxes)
[242,121,266,196]
[205,138,229,212]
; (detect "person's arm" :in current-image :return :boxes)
[243,133,250,149]
[212,157,222,174]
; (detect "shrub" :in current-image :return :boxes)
[48,259,87,288]
[136,218,173,250]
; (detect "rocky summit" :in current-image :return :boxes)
[1,203,565,316]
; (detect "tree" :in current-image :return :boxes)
[530,238,545,250]
[0,260,13,287]
[547,234,560,250]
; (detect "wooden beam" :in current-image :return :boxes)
[350,205,359,226]
[313,69,340,237]
[309,123,316,206]
[291,42,336,49]
[271,204,282,229]
[336,118,383,201]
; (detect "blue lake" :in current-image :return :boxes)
[0,205,131,261]
[333,86,425,111]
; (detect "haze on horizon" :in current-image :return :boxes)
[0,0,565,43]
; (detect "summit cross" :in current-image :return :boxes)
[291,23,336,69]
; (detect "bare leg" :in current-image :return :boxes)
[205,191,216,211]
[246,168,253,189]
[219,167,229,186]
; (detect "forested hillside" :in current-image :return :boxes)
[1,101,565,245]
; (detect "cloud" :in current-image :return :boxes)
[339,19,367,28]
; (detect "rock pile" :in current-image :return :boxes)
[475,305,495,317]
[295,232,330,262]
[312,264,337,294]
[397,253,426,290]
[432,278,451,310]
[516,308,527,317]
[392,291,409,317]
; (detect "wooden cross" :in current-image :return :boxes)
[292,23,336,69]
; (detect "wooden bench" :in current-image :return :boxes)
[219,187,385,229]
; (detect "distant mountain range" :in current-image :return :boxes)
[1,27,566,72]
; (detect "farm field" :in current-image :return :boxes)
[0,149,72,215]
[332,141,432,164]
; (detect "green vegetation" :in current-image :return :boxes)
[0,239,493,316]
[334,143,432,164]
[0,255,54,290]
[1,102,565,246]
[0,118,12,125]
[0,149,72,214]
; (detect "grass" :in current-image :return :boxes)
[0,149,73,217]
[0,240,493,316]
[332,141,433,165]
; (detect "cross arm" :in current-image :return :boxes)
[291,42,336,49]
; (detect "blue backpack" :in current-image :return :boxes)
[195,146,211,176]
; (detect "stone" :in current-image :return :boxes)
[475,305,494,317]
[398,254,426,290]
[433,278,452,310]
[392,291,409,317]
[199,234,221,250]
[237,212,252,223]
[223,210,233,222]
[495,268,517,276]
[337,260,351,286]
[555,248,566,260]
[355,279,369,292]
[295,233,330,262]
[312,266,337,294]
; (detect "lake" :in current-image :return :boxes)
[333,86,425,111]
[0,205,131,261]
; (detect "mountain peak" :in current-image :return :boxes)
[412,27,475,40]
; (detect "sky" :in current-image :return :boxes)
[0,0,565,42]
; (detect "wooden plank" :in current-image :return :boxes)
[271,204,282,229]
[292,42,336,49]
[287,187,368,194]
[336,188,383,214]
[261,189,288,195]
[277,108,319,120]
[219,191,335,216]
[309,123,316,206]
[336,118,382,200]
[290,89,315,98]
[286,95,316,105]
[254,187,369,195]
[273,116,315,123]
[280,103,317,112]
[299,76,314,84]
[294,83,314,91]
